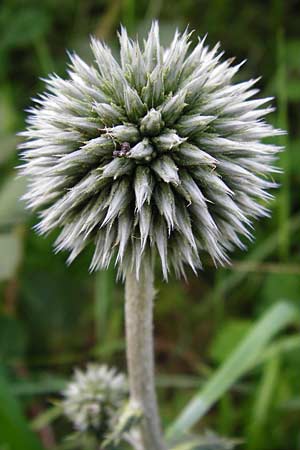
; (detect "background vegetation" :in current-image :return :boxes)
[0,0,300,449]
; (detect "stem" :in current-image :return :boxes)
[125,267,166,450]
[276,27,290,261]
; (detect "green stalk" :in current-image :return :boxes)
[276,28,290,261]
[94,266,115,344]
[122,0,135,33]
[125,267,166,450]
[33,37,55,75]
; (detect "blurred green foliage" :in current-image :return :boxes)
[0,0,300,449]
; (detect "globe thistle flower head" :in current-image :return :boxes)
[19,22,283,279]
[62,364,127,434]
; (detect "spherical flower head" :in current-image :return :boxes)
[62,364,126,434]
[19,22,283,279]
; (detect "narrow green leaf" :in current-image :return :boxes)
[94,265,115,343]
[247,356,280,450]
[0,370,44,450]
[167,301,299,440]
[31,405,62,431]
[12,376,66,396]
[122,0,136,33]
[276,28,290,260]
[169,431,238,450]
[258,335,300,363]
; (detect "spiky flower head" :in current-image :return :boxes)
[19,22,282,279]
[62,364,126,434]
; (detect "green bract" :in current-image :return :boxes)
[19,22,282,279]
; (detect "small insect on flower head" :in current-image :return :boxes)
[19,21,283,280]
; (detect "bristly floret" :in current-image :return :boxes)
[19,21,283,280]
[62,364,126,434]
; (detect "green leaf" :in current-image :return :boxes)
[31,405,62,431]
[0,370,44,450]
[167,301,299,440]
[246,356,280,450]
[12,376,66,396]
[169,431,238,450]
[0,233,22,281]
[258,335,300,364]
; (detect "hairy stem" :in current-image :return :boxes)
[125,267,166,450]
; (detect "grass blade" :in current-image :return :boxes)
[122,0,136,32]
[31,406,62,431]
[167,301,299,440]
[276,28,290,261]
[246,356,280,450]
[94,265,115,344]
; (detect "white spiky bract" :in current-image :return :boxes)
[19,22,282,279]
[62,364,127,433]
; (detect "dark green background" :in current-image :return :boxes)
[0,0,300,449]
